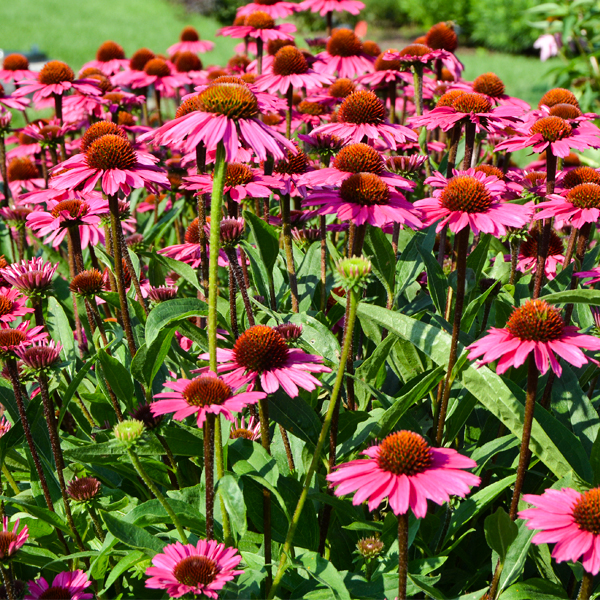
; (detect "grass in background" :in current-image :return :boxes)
[0,0,235,70]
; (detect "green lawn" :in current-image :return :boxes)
[0,0,235,70]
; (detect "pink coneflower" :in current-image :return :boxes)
[495,116,600,158]
[160,218,228,269]
[6,157,45,196]
[468,298,600,376]
[219,11,296,43]
[15,340,63,372]
[450,72,530,111]
[197,324,331,397]
[0,53,36,83]
[384,44,463,80]
[0,288,33,323]
[517,228,565,279]
[0,83,30,112]
[327,430,479,518]
[300,142,414,191]
[152,372,265,427]
[81,40,129,76]
[13,61,100,103]
[519,487,600,575]
[0,517,28,559]
[0,321,47,355]
[409,91,523,132]
[0,417,11,438]
[0,258,58,297]
[182,162,284,201]
[19,118,75,148]
[314,29,374,78]
[141,81,295,161]
[414,168,530,236]
[50,131,169,196]
[304,172,422,228]
[299,0,364,15]
[128,58,184,97]
[145,539,243,599]
[254,46,332,95]
[168,26,216,55]
[237,0,299,18]
[27,194,107,248]
[25,570,93,600]
[230,415,261,440]
[357,52,407,87]
[111,48,157,88]
[311,90,418,149]
[534,182,600,229]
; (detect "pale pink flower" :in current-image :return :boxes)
[299,0,365,15]
[182,163,285,202]
[0,517,28,559]
[519,487,600,575]
[327,431,479,518]
[197,324,331,397]
[313,29,374,79]
[219,12,296,42]
[141,81,295,161]
[495,116,600,158]
[26,194,107,248]
[0,288,33,323]
[304,172,422,228]
[25,570,92,600]
[81,40,129,76]
[145,540,243,599]
[415,168,531,236]
[311,90,418,149]
[0,54,36,83]
[237,0,299,18]
[167,27,216,55]
[533,34,561,62]
[13,61,100,103]
[468,299,600,376]
[49,133,169,196]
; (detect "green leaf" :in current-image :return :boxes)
[98,349,134,404]
[131,327,176,388]
[229,438,279,487]
[484,507,518,562]
[268,389,321,448]
[418,247,448,314]
[101,511,165,554]
[46,296,76,370]
[145,298,207,346]
[466,234,491,281]
[297,242,322,312]
[396,227,436,296]
[542,289,600,304]
[0,496,69,534]
[143,203,184,246]
[354,301,581,481]
[377,367,445,439]
[289,313,340,363]
[215,473,247,540]
[101,550,145,593]
[58,357,96,428]
[500,579,568,600]
[499,519,536,592]
[150,252,201,291]
[243,210,279,275]
[239,241,270,300]
[363,227,395,295]
[295,550,351,600]
[445,475,516,543]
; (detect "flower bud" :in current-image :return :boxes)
[113,419,144,447]
[336,256,372,292]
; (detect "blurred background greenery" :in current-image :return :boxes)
[0,0,557,106]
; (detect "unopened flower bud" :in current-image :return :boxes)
[336,256,372,292]
[357,536,384,559]
[67,476,101,502]
[113,419,144,447]
[220,217,245,249]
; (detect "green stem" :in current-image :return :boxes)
[207,141,233,545]
[268,289,360,599]
[126,447,187,543]
[578,571,595,600]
